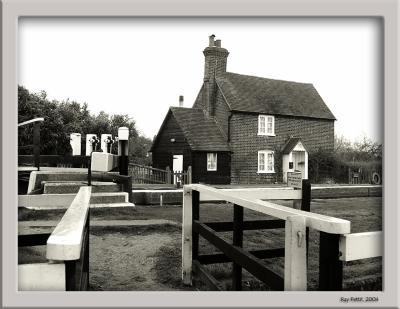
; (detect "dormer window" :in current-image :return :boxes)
[258,115,275,136]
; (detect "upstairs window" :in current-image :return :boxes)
[258,150,275,173]
[207,153,217,171]
[258,115,275,136]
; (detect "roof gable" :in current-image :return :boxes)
[282,137,309,154]
[216,72,336,120]
[169,107,230,152]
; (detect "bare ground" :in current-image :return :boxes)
[18,196,382,291]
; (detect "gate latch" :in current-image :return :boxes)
[297,231,304,247]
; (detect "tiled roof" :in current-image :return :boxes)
[170,107,230,152]
[216,72,336,120]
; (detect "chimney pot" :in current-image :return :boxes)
[215,39,221,47]
[209,34,215,47]
[179,95,184,107]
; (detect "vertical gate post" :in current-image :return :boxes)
[232,204,243,290]
[65,260,77,291]
[87,153,92,186]
[33,121,41,171]
[301,179,311,212]
[182,186,193,285]
[319,232,343,290]
[83,208,90,290]
[118,127,129,176]
[301,179,311,258]
[192,190,200,261]
[284,215,307,291]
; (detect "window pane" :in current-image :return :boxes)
[267,116,273,134]
[207,153,217,170]
[267,153,274,171]
[259,153,265,171]
[259,116,265,133]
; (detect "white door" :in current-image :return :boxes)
[292,151,306,179]
[173,155,183,184]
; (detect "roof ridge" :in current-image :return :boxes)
[219,71,314,86]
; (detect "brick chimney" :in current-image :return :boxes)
[179,95,184,107]
[203,35,229,80]
[203,35,229,117]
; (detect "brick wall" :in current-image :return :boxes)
[229,112,334,184]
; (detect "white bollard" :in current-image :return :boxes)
[70,133,81,156]
[101,134,112,153]
[86,134,98,156]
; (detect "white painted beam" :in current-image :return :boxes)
[199,187,302,201]
[18,117,44,127]
[284,215,307,291]
[46,186,91,261]
[339,231,382,261]
[18,263,65,291]
[186,184,350,234]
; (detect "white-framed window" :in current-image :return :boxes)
[258,150,275,173]
[258,115,275,136]
[207,153,217,171]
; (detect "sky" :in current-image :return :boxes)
[18,18,383,143]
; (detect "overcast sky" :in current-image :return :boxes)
[18,18,382,143]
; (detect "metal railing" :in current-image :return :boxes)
[129,163,192,185]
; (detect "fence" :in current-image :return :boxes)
[18,186,91,291]
[129,163,192,185]
[182,181,382,291]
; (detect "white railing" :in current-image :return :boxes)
[182,183,351,291]
[188,184,350,234]
[339,231,382,261]
[46,186,91,261]
[18,117,44,127]
[19,186,91,291]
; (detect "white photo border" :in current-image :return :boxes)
[2,0,399,308]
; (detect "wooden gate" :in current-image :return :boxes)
[182,181,382,291]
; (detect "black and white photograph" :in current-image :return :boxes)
[15,17,384,294]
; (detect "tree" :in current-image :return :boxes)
[18,85,152,164]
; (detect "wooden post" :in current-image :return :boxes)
[319,232,343,290]
[65,260,77,291]
[119,140,129,176]
[33,121,41,171]
[87,154,92,186]
[83,209,90,290]
[166,166,171,184]
[232,204,243,290]
[182,187,193,285]
[121,176,132,203]
[188,166,192,184]
[301,179,311,258]
[348,167,351,184]
[284,215,307,291]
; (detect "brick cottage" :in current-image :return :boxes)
[151,35,336,184]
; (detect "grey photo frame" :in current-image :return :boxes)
[1,0,399,308]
